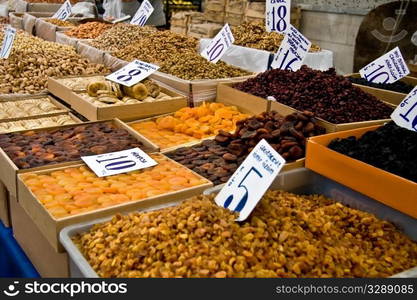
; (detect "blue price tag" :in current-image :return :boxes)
[0,26,16,59]
[52,0,72,21]
[105,59,159,87]
[201,24,234,64]
[391,86,417,132]
[131,0,154,26]
[266,0,291,33]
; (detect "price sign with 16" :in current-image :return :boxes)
[271,24,311,71]
[52,0,72,21]
[105,59,159,87]
[0,26,16,59]
[215,139,286,221]
[266,0,291,33]
[201,24,234,64]
[359,47,410,84]
[391,86,417,132]
[131,0,154,26]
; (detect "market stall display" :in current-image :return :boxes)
[64,22,112,40]
[0,114,79,134]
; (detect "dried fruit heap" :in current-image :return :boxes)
[73,191,417,278]
[348,77,414,94]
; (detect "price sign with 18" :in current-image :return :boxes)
[215,139,286,221]
[81,148,157,178]
[131,0,154,26]
[266,0,291,33]
[52,0,72,21]
[0,26,16,59]
[359,47,410,84]
[106,59,159,87]
[271,24,311,71]
[201,24,234,64]
[391,86,417,132]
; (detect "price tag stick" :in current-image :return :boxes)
[266,0,291,33]
[391,86,417,132]
[201,24,234,64]
[0,26,16,59]
[52,0,72,21]
[105,60,159,87]
[131,0,154,26]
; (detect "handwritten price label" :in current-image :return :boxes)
[201,24,234,64]
[391,86,417,132]
[52,0,72,21]
[106,59,159,87]
[359,47,410,84]
[215,139,286,221]
[271,24,311,71]
[266,0,291,33]
[0,26,16,59]
[82,148,157,178]
[131,0,154,26]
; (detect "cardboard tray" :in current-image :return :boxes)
[346,73,417,106]
[305,125,417,219]
[17,154,213,252]
[47,75,188,121]
[59,168,417,278]
[0,118,159,198]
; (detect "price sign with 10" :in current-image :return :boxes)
[131,0,154,26]
[266,0,291,33]
[52,0,72,21]
[359,47,410,84]
[215,139,286,221]
[201,24,234,64]
[106,60,159,87]
[0,26,16,59]
[271,24,311,71]
[391,86,417,132]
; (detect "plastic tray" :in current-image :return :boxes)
[60,168,417,278]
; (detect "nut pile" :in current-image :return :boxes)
[168,111,324,185]
[0,122,145,169]
[0,17,8,24]
[65,22,112,39]
[0,115,76,134]
[0,97,65,119]
[89,24,157,52]
[130,103,249,150]
[232,21,321,53]
[73,191,417,278]
[234,66,393,124]
[45,18,75,27]
[114,31,250,80]
[0,32,109,94]
[348,77,415,94]
[328,122,417,183]
[22,154,209,218]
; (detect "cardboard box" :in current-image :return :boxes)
[205,11,225,24]
[48,75,188,121]
[305,125,417,219]
[10,195,69,277]
[0,119,158,198]
[205,1,226,12]
[245,1,265,19]
[170,25,187,35]
[188,23,223,38]
[0,182,10,227]
[346,73,417,106]
[17,154,213,252]
[225,12,245,27]
[226,0,247,14]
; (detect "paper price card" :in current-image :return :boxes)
[266,0,291,33]
[271,24,311,71]
[201,24,234,64]
[0,26,16,59]
[215,139,286,221]
[131,0,154,26]
[82,148,157,177]
[391,86,417,132]
[52,0,72,21]
[359,47,410,84]
[106,59,159,87]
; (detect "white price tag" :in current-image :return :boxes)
[0,26,16,59]
[105,59,159,87]
[52,0,72,21]
[131,0,154,26]
[81,148,157,178]
[266,0,291,33]
[271,24,311,71]
[359,47,410,84]
[391,86,417,132]
[215,139,286,221]
[201,24,234,64]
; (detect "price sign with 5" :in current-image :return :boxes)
[0,26,16,59]
[131,0,154,26]
[52,0,72,21]
[266,0,291,33]
[391,86,417,132]
[201,24,235,64]
[105,59,159,87]
[215,139,286,221]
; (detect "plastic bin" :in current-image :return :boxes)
[0,221,40,278]
[60,168,417,278]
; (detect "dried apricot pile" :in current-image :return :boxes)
[130,103,249,150]
[21,154,209,219]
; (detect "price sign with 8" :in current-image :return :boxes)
[215,139,286,221]
[52,0,72,21]
[391,86,417,132]
[201,24,234,64]
[266,0,291,33]
[131,0,154,26]
[105,60,159,87]
[0,26,16,59]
